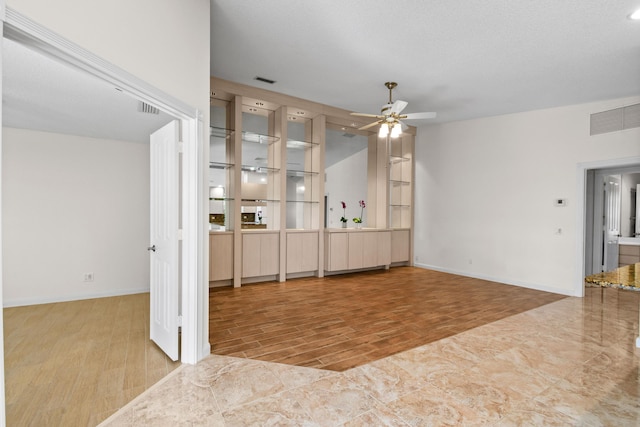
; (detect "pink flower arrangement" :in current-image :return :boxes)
[340,201,347,223]
[353,200,365,224]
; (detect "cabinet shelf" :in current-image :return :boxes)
[390,204,411,208]
[287,139,319,149]
[242,131,279,145]
[209,161,234,170]
[240,165,280,173]
[286,169,319,177]
[241,199,280,203]
[286,200,319,204]
[389,179,410,186]
[210,126,234,139]
[390,155,410,164]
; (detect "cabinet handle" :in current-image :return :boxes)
[147,245,156,252]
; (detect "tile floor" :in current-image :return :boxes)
[101,286,640,426]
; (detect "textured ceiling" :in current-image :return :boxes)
[211,0,640,124]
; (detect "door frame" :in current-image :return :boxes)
[0,7,208,366]
[577,156,640,296]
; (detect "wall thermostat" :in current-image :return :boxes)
[554,199,567,207]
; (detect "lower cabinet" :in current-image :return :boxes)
[391,229,410,263]
[242,232,279,278]
[209,232,233,281]
[325,229,392,272]
[287,231,319,274]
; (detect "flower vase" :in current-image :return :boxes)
[341,222,347,228]
[355,222,362,229]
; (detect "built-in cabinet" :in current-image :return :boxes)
[325,229,391,272]
[209,77,415,287]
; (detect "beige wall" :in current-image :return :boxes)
[415,96,640,295]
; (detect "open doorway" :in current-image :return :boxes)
[1,8,206,424]
[584,164,640,276]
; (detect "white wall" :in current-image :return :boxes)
[7,0,210,111]
[415,96,640,296]
[2,128,149,305]
[325,148,368,227]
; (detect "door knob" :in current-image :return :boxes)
[147,245,156,252]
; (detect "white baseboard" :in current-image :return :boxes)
[3,287,150,308]
[413,263,575,297]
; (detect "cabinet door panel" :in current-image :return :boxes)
[210,234,233,281]
[391,230,410,263]
[362,232,378,268]
[242,233,262,278]
[260,233,280,276]
[326,233,348,271]
[300,232,319,272]
[348,233,364,269]
[377,231,391,266]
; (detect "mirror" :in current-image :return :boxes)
[324,125,368,228]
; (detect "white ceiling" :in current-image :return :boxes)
[2,37,173,143]
[211,0,640,124]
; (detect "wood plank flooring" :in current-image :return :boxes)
[209,267,567,371]
[3,293,179,426]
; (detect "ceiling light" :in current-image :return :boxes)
[390,123,402,138]
[379,123,389,137]
[630,8,640,19]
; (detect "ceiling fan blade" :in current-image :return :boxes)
[401,112,437,120]
[358,121,382,131]
[390,100,408,115]
[350,112,382,119]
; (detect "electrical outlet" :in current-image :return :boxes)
[83,273,94,282]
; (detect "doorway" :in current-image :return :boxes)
[584,164,640,276]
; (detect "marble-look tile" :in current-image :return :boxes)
[343,403,411,426]
[385,384,488,426]
[289,374,377,425]
[343,358,426,404]
[221,392,318,427]
[497,400,585,427]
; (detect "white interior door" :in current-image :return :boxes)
[603,174,621,272]
[149,120,180,361]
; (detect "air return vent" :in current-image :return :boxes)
[138,101,160,115]
[590,103,640,135]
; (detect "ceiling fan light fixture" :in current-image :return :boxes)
[390,123,402,138]
[379,123,389,137]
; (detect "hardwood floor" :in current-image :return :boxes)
[209,267,566,371]
[3,293,179,426]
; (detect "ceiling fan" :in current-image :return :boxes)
[350,82,436,138]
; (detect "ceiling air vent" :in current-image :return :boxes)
[590,103,640,135]
[138,101,160,115]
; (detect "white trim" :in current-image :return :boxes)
[414,263,576,297]
[3,288,151,308]
[576,156,640,297]
[0,14,6,427]
[1,8,206,365]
